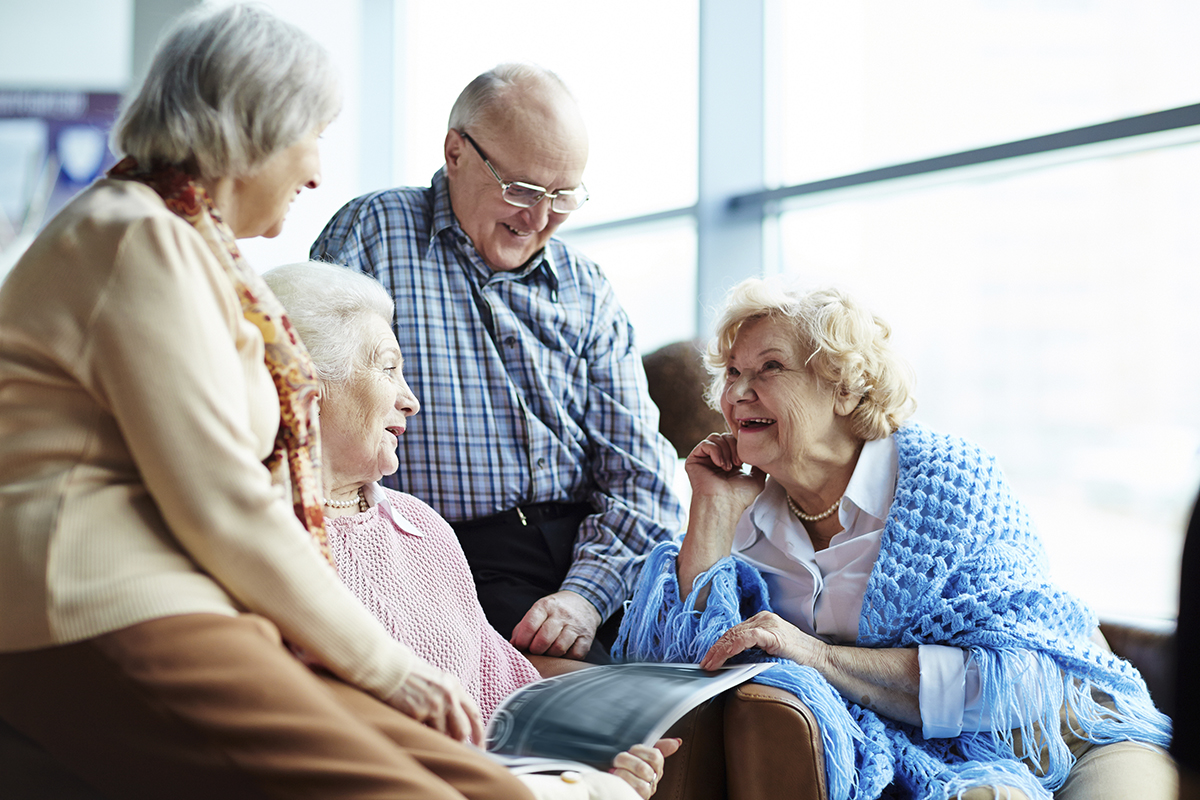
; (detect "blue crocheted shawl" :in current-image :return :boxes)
[615,423,1169,800]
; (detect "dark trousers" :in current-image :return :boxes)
[451,502,622,664]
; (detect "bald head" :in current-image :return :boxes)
[448,63,588,146]
[443,64,590,273]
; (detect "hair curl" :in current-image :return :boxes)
[112,3,340,181]
[262,261,394,387]
[704,279,916,441]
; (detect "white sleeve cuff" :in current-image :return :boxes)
[918,644,967,739]
[960,648,1044,731]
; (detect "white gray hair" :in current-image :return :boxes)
[112,2,340,181]
[705,279,917,441]
[447,62,573,132]
[263,261,394,386]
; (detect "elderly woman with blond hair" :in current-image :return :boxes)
[616,279,1174,800]
[0,5,534,799]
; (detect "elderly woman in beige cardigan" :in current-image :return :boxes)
[0,5,536,799]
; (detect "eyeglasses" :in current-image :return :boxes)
[458,130,589,214]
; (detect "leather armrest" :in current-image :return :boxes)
[524,654,593,679]
[657,696,727,800]
[723,684,827,800]
[1098,619,1176,716]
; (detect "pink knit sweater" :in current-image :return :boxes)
[324,486,542,721]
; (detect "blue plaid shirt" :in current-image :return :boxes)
[310,169,686,619]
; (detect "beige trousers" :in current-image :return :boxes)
[0,613,535,800]
[959,689,1177,800]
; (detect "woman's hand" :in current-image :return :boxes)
[610,738,681,799]
[698,611,824,671]
[684,433,766,510]
[699,612,923,726]
[677,433,767,603]
[386,658,485,744]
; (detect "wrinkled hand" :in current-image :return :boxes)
[699,611,826,672]
[510,590,602,660]
[386,658,484,744]
[684,432,766,511]
[610,738,681,799]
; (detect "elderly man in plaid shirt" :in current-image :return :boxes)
[312,64,685,663]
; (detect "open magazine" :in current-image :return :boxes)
[484,662,771,774]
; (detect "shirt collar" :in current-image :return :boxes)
[736,478,795,552]
[428,167,559,290]
[362,482,424,538]
[428,167,460,245]
[840,435,898,528]
[736,434,898,551]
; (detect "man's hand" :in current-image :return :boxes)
[510,590,602,660]
[386,658,485,744]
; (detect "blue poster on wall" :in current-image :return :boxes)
[0,90,122,274]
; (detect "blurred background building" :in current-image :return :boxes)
[3,0,1197,622]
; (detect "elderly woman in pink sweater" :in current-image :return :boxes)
[264,261,678,800]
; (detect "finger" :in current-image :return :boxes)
[439,701,462,742]
[699,627,756,670]
[509,605,549,650]
[421,700,449,736]
[698,641,730,671]
[653,737,683,758]
[625,743,665,778]
[565,630,592,661]
[612,751,657,784]
[609,769,654,800]
[687,439,722,467]
[447,691,482,744]
[691,435,735,470]
[527,615,565,656]
[544,624,578,658]
[718,435,741,469]
[468,700,486,746]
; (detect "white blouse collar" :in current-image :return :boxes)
[361,482,424,537]
[735,434,898,550]
[841,436,898,529]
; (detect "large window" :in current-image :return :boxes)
[765,1,1200,620]
[562,219,698,353]
[770,0,1200,186]
[775,143,1200,619]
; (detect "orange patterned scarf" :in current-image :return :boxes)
[108,157,335,568]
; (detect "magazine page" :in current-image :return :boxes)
[484,662,770,771]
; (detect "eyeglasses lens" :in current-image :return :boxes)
[499,180,588,213]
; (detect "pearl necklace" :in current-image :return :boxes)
[324,486,367,512]
[786,493,841,522]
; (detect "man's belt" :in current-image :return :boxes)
[453,501,593,532]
